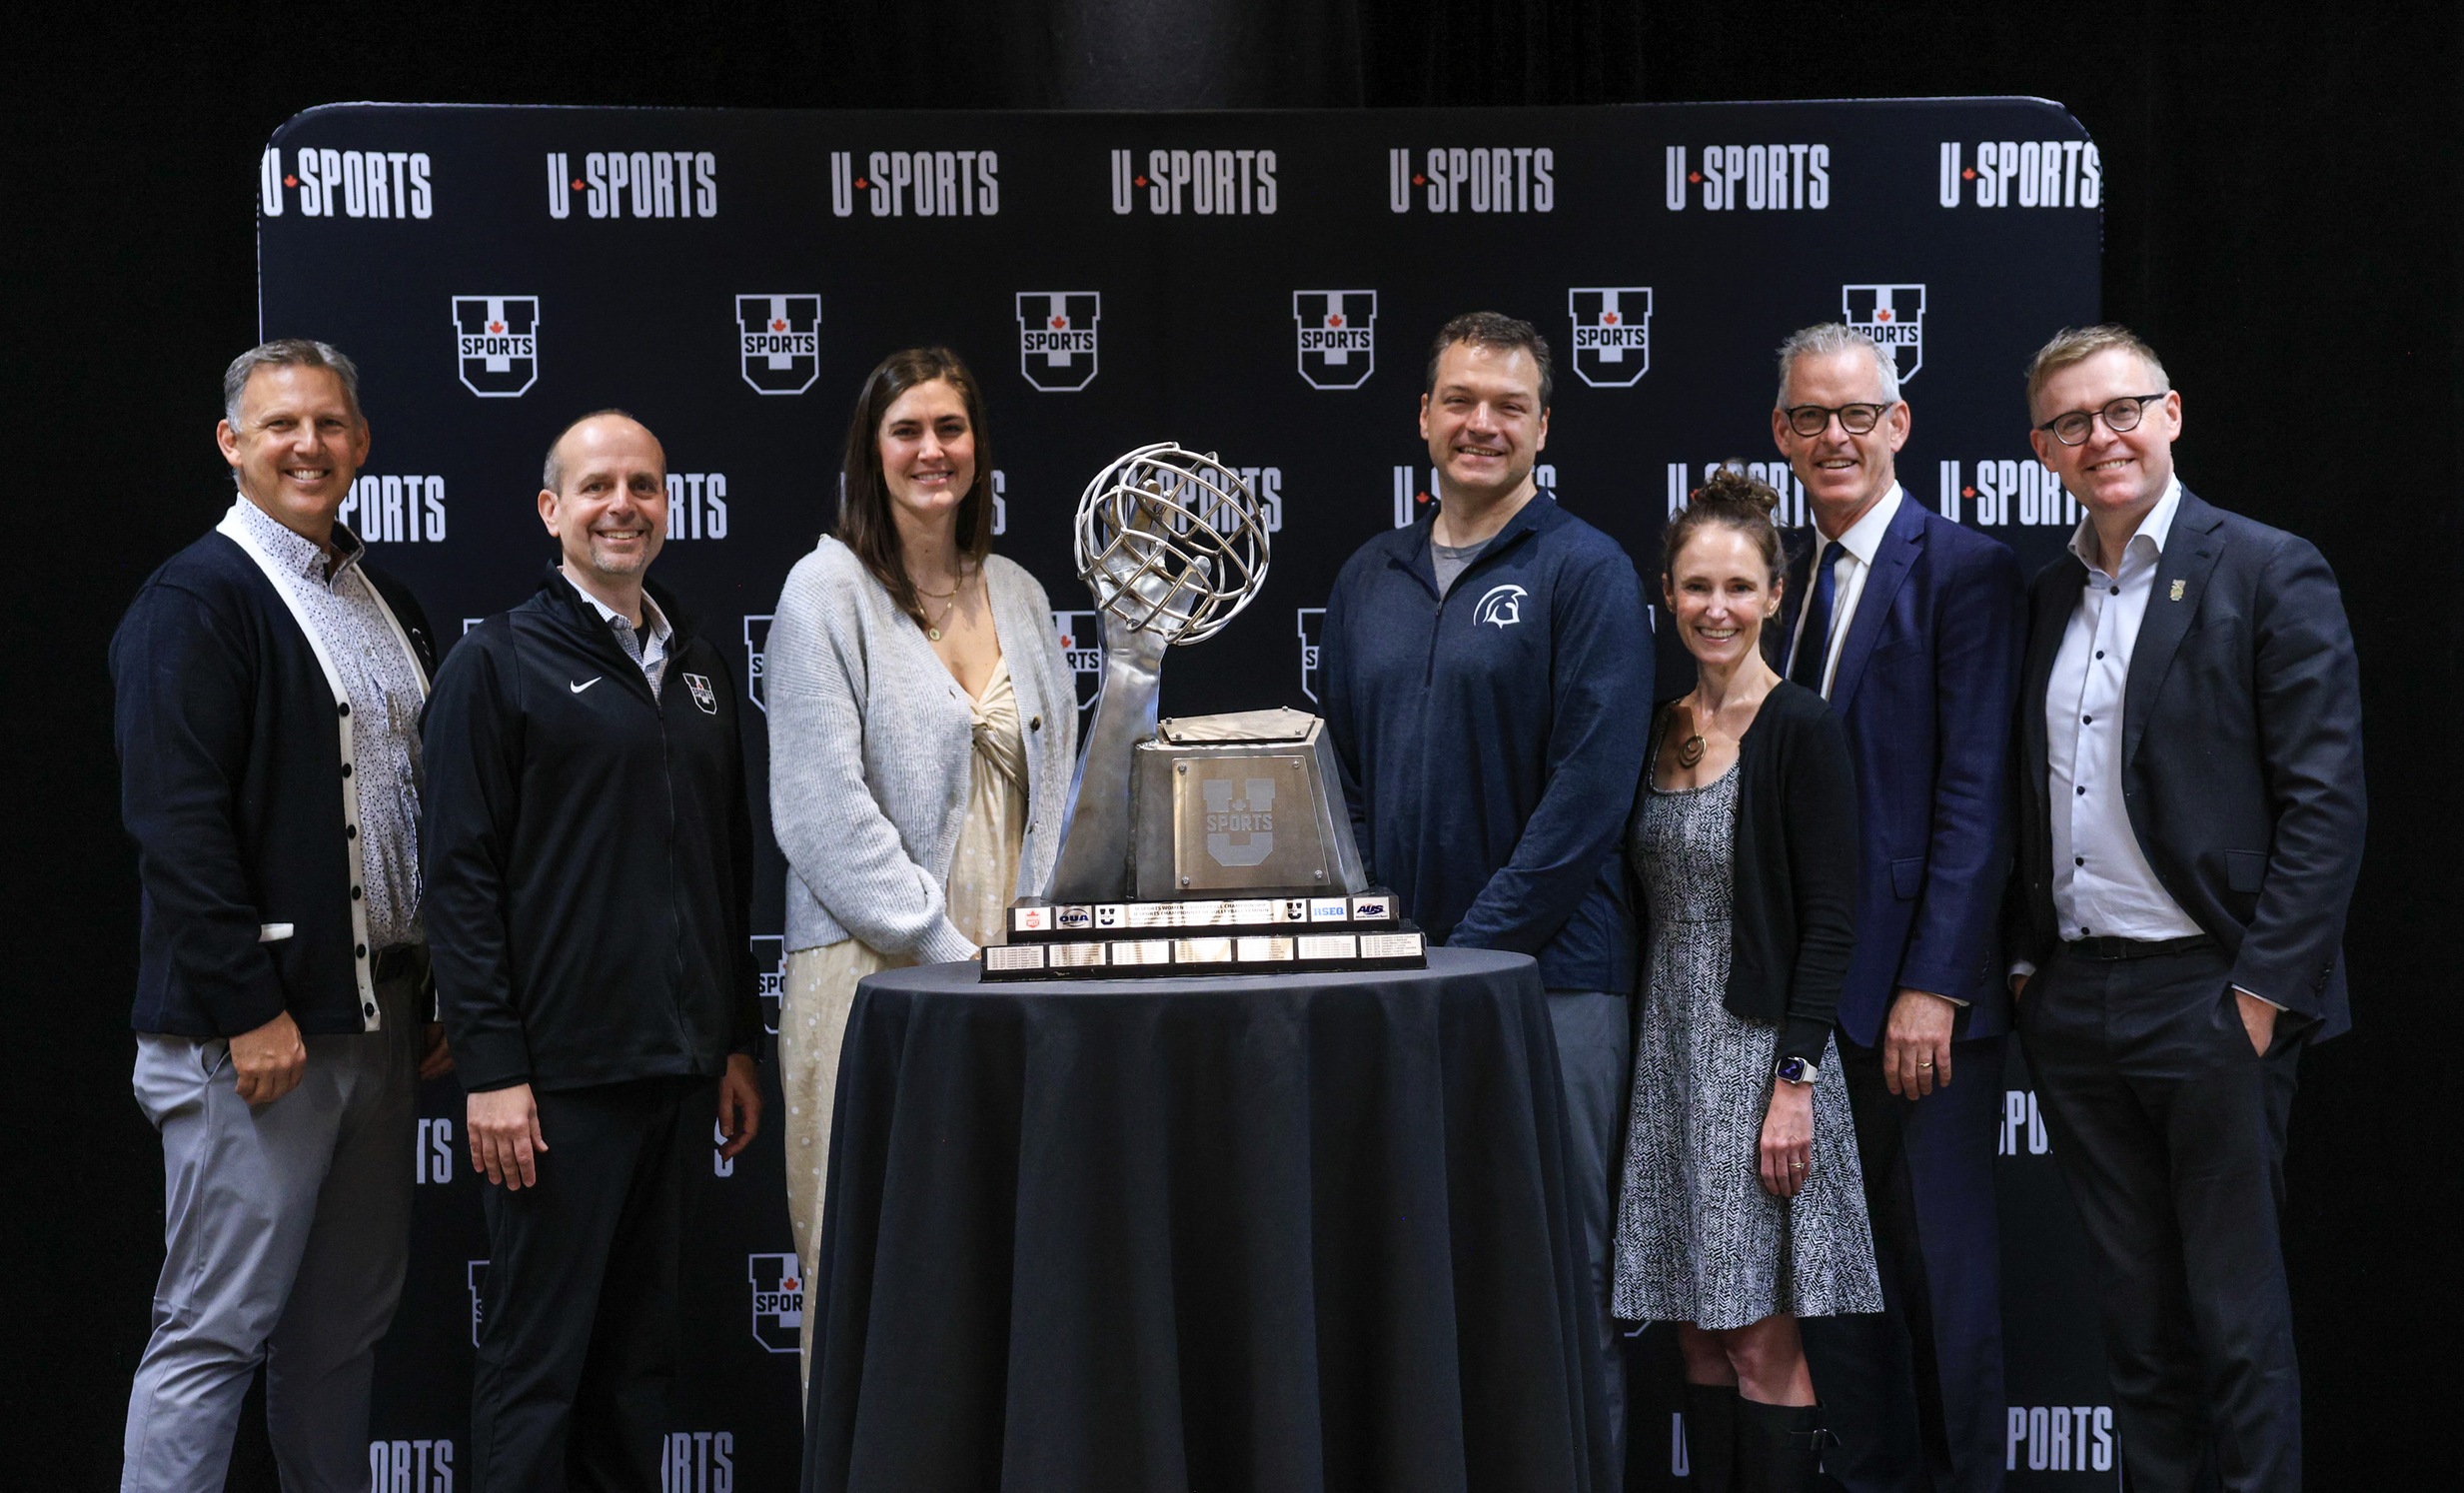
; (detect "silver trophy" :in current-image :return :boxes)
[1048,443,1369,904]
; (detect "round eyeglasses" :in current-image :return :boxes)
[2036,394,2168,447]
[1781,401,1895,438]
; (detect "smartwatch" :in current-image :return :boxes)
[1776,1056,1820,1086]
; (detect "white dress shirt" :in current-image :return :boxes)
[1785,482,1903,700]
[563,571,672,698]
[2045,478,2205,943]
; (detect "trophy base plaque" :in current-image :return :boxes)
[982,888,1429,981]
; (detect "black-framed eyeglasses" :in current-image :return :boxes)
[2036,394,2168,447]
[1782,401,1896,438]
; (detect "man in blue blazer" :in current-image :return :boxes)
[1769,325,2024,1493]
[2007,327,2362,1493]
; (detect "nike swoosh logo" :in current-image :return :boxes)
[570,678,603,694]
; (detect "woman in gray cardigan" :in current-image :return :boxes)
[763,347,1076,1382]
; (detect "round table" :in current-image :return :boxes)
[800,946,1616,1493]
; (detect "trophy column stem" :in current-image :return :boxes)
[1049,610,1168,903]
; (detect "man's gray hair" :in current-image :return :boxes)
[542,408,645,493]
[1775,323,1899,408]
[222,339,364,429]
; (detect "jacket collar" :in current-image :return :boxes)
[2121,485,2225,765]
[532,563,696,646]
[1824,490,1926,712]
[1386,488,1561,596]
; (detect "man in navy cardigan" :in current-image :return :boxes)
[1770,325,2025,1493]
[111,341,445,1493]
[2007,327,2362,1493]
[1320,312,1651,1465]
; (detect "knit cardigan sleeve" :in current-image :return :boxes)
[764,551,975,964]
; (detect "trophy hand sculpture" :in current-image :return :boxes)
[998,442,1408,981]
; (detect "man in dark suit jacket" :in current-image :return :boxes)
[1764,326,2025,1493]
[2007,326,2363,1493]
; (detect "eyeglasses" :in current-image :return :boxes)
[2036,394,2168,446]
[1782,402,1896,438]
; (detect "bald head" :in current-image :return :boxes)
[543,408,661,495]
[538,411,669,605]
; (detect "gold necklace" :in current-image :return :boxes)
[1676,697,1715,767]
[919,571,969,642]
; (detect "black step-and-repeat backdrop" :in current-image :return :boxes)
[258,99,2117,1491]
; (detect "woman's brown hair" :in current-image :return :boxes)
[1661,464,1787,591]
[837,347,996,626]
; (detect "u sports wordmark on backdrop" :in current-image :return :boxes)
[259,145,432,219]
[1844,284,1925,382]
[451,296,539,398]
[1016,293,1101,392]
[1295,292,1377,390]
[1110,147,1278,215]
[736,295,821,395]
[830,149,1001,216]
[544,149,717,219]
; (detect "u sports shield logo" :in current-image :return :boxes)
[1296,607,1325,703]
[747,1253,802,1353]
[1017,292,1101,391]
[683,672,718,715]
[1202,777,1276,868]
[452,296,540,398]
[743,615,772,714]
[1294,291,1377,389]
[736,294,821,394]
[1052,610,1104,718]
[1567,288,1652,387]
[1844,284,1925,382]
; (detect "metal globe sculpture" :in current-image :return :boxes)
[1073,442,1271,647]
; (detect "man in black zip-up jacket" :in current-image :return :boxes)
[424,412,761,1491]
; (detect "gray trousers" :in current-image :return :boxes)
[1550,989,1632,1487]
[121,968,420,1493]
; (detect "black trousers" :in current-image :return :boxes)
[2018,942,2304,1493]
[1804,1032,2008,1493]
[472,1075,700,1493]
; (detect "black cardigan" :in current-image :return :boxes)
[112,529,439,1038]
[1641,680,1859,1067]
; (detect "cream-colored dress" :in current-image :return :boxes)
[777,656,1027,1387]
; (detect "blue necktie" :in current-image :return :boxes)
[1790,541,1847,691]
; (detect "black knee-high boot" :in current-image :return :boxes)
[1736,1398,1832,1493]
[1682,1383,1741,1491]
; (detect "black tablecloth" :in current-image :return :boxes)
[800,947,1615,1493]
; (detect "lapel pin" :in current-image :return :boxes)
[2168,580,2185,602]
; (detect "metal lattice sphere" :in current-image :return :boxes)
[1073,442,1271,647]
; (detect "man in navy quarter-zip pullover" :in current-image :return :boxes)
[424,411,764,1492]
[1321,313,1652,1471]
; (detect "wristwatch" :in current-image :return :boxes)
[1776,1056,1821,1086]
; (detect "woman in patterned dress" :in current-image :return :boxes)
[1612,468,1881,1492]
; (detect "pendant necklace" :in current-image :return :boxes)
[919,572,965,642]
[1676,699,1710,767]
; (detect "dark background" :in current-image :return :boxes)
[6,2,2455,1487]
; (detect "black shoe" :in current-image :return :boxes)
[1682,1382,1741,1492]
[1736,1398,1835,1493]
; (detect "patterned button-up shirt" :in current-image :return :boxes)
[229,497,427,947]
[563,571,672,699]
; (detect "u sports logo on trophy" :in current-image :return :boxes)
[1296,607,1325,703]
[1294,291,1377,389]
[1567,287,1652,387]
[736,294,821,394]
[747,1253,802,1353]
[1202,777,1276,867]
[452,296,539,398]
[1844,283,1925,382]
[1017,292,1101,391]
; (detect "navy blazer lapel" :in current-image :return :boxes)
[1826,497,1924,713]
[2123,489,2227,765]
[1774,529,1817,672]
[2020,557,2080,794]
